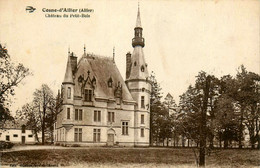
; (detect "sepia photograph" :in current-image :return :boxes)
[0,0,259,167]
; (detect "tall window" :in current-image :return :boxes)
[108,112,115,122]
[93,129,101,142]
[67,108,70,119]
[94,110,101,122]
[141,128,144,137]
[74,128,82,142]
[84,89,92,101]
[122,122,129,135]
[141,96,145,108]
[67,87,71,99]
[21,125,26,133]
[141,114,144,124]
[75,109,83,121]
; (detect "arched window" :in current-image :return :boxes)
[108,77,113,88]
[141,65,145,72]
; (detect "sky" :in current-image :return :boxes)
[0,0,259,115]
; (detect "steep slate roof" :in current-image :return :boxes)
[63,55,74,84]
[128,46,149,80]
[74,54,134,101]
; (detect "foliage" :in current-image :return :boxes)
[0,140,14,150]
[16,84,62,144]
[0,44,30,126]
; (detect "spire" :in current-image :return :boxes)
[63,55,74,84]
[68,46,70,55]
[113,46,115,63]
[132,2,145,47]
[136,2,142,28]
[84,44,86,54]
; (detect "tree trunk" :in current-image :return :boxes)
[199,76,210,167]
[42,107,46,145]
[239,107,244,149]
[167,137,169,147]
[174,135,176,147]
[224,139,228,148]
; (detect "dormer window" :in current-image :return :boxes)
[84,89,92,102]
[108,77,113,88]
[141,65,145,72]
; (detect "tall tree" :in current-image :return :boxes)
[149,71,163,146]
[16,103,41,142]
[33,84,55,145]
[0,44,30,127]
[235,65,260,148]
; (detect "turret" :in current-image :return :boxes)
[126,4,151,146]
[132,5,145,48]
[62,54,75,122]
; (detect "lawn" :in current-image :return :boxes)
[0,147,259,167]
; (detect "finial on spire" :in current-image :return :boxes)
[136,2,142,27]
[84,44,86,54]
[113,46,115,63]
[68,46,70,55]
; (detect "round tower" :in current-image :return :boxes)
[62,53,75,123]
[126,5,151,146]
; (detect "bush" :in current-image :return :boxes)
[71,144,80,147]
[0,141,14,150]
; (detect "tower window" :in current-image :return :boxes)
[141,128,144,137]
[67,87,71,99]
[108,77,113,88]
[141,114,144,124]
[141,96,145,109]
[141,66,145,72]
[134,61,137,66]
[67,108,70,119]
[84,89,92,101]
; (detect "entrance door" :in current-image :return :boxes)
[22,136,25,144]
[107,134,114,146]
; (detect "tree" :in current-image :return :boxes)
[163,93,177,146]
[33,84,55,145]
[235,65,260,148]
[0,44,30,127]
[16,85,62,144]
[149,71,163,146]
[16,103,41,142]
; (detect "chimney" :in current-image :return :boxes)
[126,52,132,79]
[70,52,77,74]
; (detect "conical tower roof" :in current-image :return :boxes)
[63,55,74,84]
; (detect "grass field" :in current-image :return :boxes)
[0,147,259,167]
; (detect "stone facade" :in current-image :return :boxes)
[55,6,151,147]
